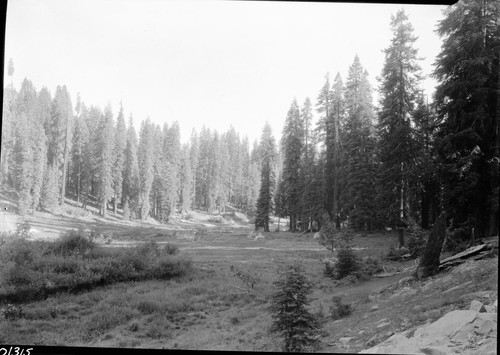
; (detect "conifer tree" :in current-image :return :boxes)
[299,98,316,231]
[341,56,378,231]
[13,79,46,214]
[13,112,34,215]
[274,173,287,231]
[138,119,155,220]
[86,106,103,198]
[41,163,60,210]
[1,87,15,184]
[50,85,73,206]
[123,115,140,219]
[189,129,199,208]
[70,101,90,203]
[180,144,193,212]
[96,104,115,216]
[269,262,321,352]
[282,99,304,232]
[217,134,231,213]
[195,126,211,209]
[413,93,439,229]
[208,132,221,212]
[30,120,47,211]
[8,58,14,89]
[112,104,127,213]
[255,122,277,232]
[377,9,422,245]
[317,73,344,227]
[38,87,52,132]
[433,0,500,238]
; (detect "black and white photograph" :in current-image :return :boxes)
[0,0,498,353]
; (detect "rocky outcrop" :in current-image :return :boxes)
[360,301,497,354]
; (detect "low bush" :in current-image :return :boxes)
[0,230,191,303]
[163,243,179,256]
[444,224,471,253]
[354,257,384,279]
[208,215,224,223]
[1,303,24,321]
[336,246,358,279]
[385,245,408,261]
[330,296,352,320]
[150,256,192,279]
[62,205,90,217]
[406,221,428,258]
[48,229,96,257]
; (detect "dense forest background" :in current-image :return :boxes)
[1,1,498,244]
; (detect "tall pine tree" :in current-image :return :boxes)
[255,122,277,232]
[433,0,500,238]
[377,9,422,245]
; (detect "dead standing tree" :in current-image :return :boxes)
[416,212,447,279]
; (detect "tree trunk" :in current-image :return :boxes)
[102,199,107,217]
[421,188,429,230]
[333,109,340,229]
[113,192,117,214]
[290,213,296,233]
[489,54,500,237]
[76,170,81,203]
[416,212,447,279]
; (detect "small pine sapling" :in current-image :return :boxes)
[269,262,321,352]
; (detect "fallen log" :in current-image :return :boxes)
[440,244,488,264]
[439,243,495,271]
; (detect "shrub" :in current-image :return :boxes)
[336,246,358,279]
[136,300,162,314]
[407,233,427,258]
[136,241,161,260]
[208,215,224,223]
[62,205,90,217]
[16,220,32,238]
[0,234,192,303]
[50,230,95,257]
[323,260,336,278]
[150,256,192,279]
[329,296,352,320]
[1,303,24,321]
[354,257,384,279]
[443,224,471,253]
[269,262,321,352]
[406,220,428,258]
[129,322,140,332]
[385,245,407,261]
[162,243,179,256]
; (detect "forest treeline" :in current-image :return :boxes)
[1,1,498,241]
[1,76,263,221]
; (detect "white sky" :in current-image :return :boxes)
[4,0,448,144]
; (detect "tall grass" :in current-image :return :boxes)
[0,229,191,303]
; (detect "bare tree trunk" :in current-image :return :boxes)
[398,162,405,247]
[416,212,447,279]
